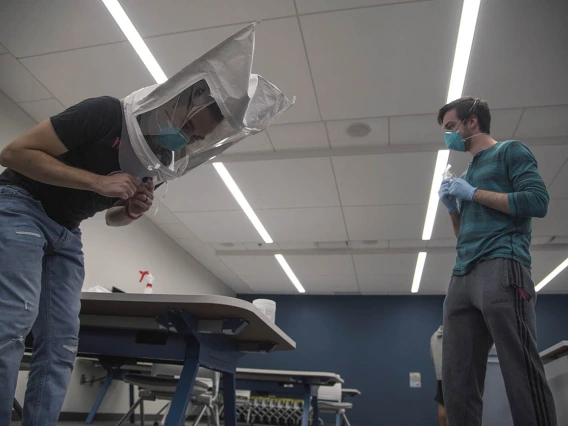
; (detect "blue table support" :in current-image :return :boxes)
[77,308,268,426]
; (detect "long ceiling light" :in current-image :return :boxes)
[535,257,568,292]
[411,252,427,293]
[212,162,273,244]
[446,0,482,103]
[275,254,306,293]
[413,0,481,293]
[101,0,168,84]
[422,150,451,240]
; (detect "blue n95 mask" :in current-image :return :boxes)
[155,125,189,151]
[444,129,466,151]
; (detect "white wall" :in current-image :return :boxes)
[81,214,234,296]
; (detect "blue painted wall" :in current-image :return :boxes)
[238,294,568,426]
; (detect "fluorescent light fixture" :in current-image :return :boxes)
[212,162,273,244]
[101,0,168,84]
[446,0,482,102]
[535,257,568,292]
[411,252,427,293]
[275,254,306,293]
[422,150,451,240]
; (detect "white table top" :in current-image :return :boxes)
[80,293,296,351]
[341,388,361,397]
[235,368,343,386]
[540,340,568,362]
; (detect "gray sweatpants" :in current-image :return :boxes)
[442,258,557,426]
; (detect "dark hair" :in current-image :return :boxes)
[206,102,224,123]
[437,96,491,134]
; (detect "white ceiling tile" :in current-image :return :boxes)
[256,207,347,242]
[300,0,462,119]
[420,274,451,295]
[146,18,319,124]
[528,145,568,188]
[158,223,196,239]
[296,0,424,14]
[122,0,295,38]
[285,255,355,276]
[332,152,437,206]
[390,114,440,145]
[18,99,64,123]
[164,164,239,212]
[344,206,426,240]
[327,118,388,148]
[237,274,296,293]
[211,242,247,251]
[177,211,262,243]
[465,1,568,109]
[354,253,417,276]
[301,275,359,294]
[20,42,154,108]
[0,0,125,57]
[422,252,456,279]
[490,109,524,140]
[225,158,340,209]
[548,161,568,199]
[219,255,283,276]
[532,200,568,237]
[224,132,274,154]
[0,54,52,102]
[243,242,281,251]
[532,237,555,245]
[148,205,181,225]
[388,239,428,249]
[268,122,329,151]
[515,106,568,139]
[358,275,412,294]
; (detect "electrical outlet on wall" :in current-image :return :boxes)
[409,372,422,388]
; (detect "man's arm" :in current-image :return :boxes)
[0,120,139,199]
[449,212,461,238]
[472,190,510,214]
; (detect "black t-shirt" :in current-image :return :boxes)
[0,96,123,229]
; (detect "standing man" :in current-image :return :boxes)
[437,97,557,426]
[430,325,446,426]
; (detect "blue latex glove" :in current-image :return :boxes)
[448,178,477,201]
[439,179,458,213]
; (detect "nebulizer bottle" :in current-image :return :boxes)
[443,165,456,200]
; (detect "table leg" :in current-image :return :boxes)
[129,383,135,424]
[302,385,311,426]
[222,372,237,426]
[164,358,199,426]
[85,371,114,424]
[311,395,319,426]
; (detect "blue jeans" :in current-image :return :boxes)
[0,186,84,426]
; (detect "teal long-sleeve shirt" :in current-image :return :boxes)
[453,140,549,276]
